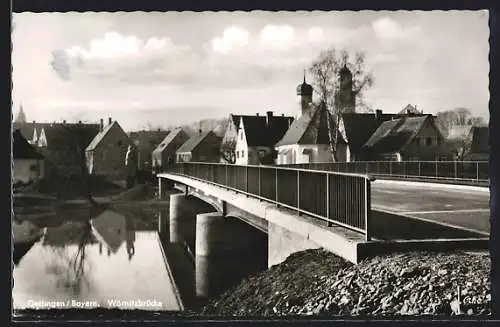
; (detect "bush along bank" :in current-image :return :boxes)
[201,249,491,317]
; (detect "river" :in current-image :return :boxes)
[12,202,268,314]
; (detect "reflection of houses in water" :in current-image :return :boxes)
[41,221,97,247]
[91,210,136,260]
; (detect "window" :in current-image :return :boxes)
[117,140,123,146]
[241,150,245,158]
[419,137,426,146]
[240,132,243,140]
[426,137,433,146]
[237,151,240,158]
[30,164,38,172]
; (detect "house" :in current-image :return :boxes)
[40,122,101,177]
[91,210,130,256]
[129,129,170,171]
[220,114,243,163]
[151,128,190,169]
[362,115,452,161]
[176,130,222,163]
[235,111,294,165]
[85,118,134,180]
[463,126,489,161]
[13,129,45,185]
[275,104,346,164]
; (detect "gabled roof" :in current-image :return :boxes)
[230,114,243,130]
[469,126,489,154]
[13,129,44,159]
[275,105,339,147]
[241,114,294,147]
[129,130,169,151]
[363,115,433,153]
[86,121,125,151]
[152,128,188,154]
[43,123,101,150]
[340,112,395,153]
[177,130,218,153]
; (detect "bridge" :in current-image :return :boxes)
[156,162,489,298]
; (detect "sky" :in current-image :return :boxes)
[12,11,490,131]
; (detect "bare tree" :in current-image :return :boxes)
[220,139,236,164]
[308,47,374,161]
[436,108,486,135]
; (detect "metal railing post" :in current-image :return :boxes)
[417,161,421,177]
[364,177,371,241]
[435,161,438,178]
[476,162,479,181]
[454,161,457,180]
[297,171,301,215]
[275,168,279,206]
[225,164,228,186]
[389,161,393,176]
[245,165,249,193]
[258,167,262,197]
[326,173,331,227]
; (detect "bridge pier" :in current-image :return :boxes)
[169,193,216,253]
[195,212,267,302]
[157,210,169,242]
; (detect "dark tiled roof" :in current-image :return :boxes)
[340,112,394,152]
[13,129,44,159]
[86,121,128,151]
[469,126,489,154]
[242,114,294,147]
[363,115,431,153]
[129,130,169,151]
[275,105,340,147]
[44,123,101,151]
[152,128,188,154]
[177,130,219,153]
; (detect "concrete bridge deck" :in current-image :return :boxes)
[371,180,490,235]
[158,172,488,264]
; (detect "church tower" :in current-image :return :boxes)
[15,104,27,123]
[296,71,313,118]
[337,65,355,113]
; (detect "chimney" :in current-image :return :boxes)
[281,113,284,116]
[78,120,82,124]
[63,120,66,124]
[256,113,259,116]
[375,109,382,120]
[266,111,273,125]
[100,119,104,131]
[108,117,112,125]
[32,120,35,124]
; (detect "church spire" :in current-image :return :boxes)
[15,103,27,123]
[303,69,306,84]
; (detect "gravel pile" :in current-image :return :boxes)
[202,249,491,317]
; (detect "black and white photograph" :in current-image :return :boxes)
[11,10,492,319]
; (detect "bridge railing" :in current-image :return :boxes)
[279,161,488,184]
[164,162,374,240]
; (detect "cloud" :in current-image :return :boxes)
[371,17,422,40]
[211,26,250,54]
[259,25,295,50]
[50,32,196,84]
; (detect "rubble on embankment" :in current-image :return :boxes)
[202,249,491,317]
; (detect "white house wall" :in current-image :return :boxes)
[235,120,250,165]
[276,144,339,165]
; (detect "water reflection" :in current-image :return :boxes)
[13,207,181,311]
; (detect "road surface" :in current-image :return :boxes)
[371,180,490,235]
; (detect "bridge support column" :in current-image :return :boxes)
[157,210,169,242]
[195,213,267,303]
[158,177,163,200]
[169,193,215,252]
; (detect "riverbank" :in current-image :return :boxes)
[201,249,491,317]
